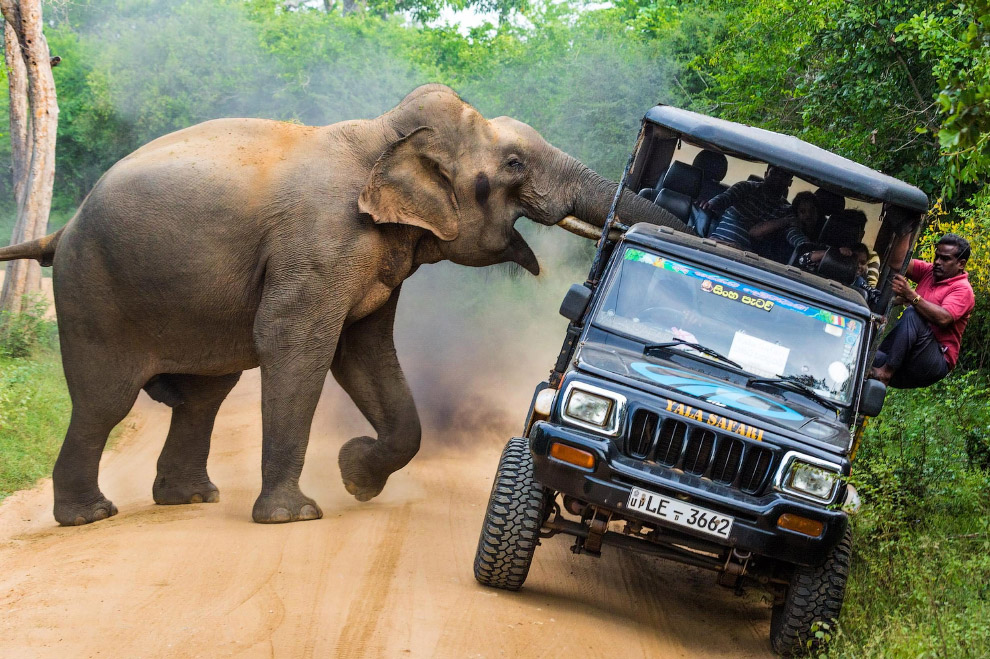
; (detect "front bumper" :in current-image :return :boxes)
[530,421,847,567]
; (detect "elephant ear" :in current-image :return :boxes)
[359,126,460,241]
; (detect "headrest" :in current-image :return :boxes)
[817,248,858,286]
[820,216,865,249]
[655,188,693,222]
[692,150,729,182]
[814,188,845,217]
[660,161,702,198]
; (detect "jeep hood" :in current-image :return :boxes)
[576,344,851,447]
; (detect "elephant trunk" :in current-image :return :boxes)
[564,163,690,238]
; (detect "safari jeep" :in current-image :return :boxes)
[472,107,929,654]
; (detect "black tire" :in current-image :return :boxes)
[770,528,852,655]
[473,437,548,591]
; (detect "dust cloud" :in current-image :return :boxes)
[391,227,591,451]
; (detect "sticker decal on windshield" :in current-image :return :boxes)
[622,248,862,338]
[701,279,775,311]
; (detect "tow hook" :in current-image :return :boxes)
[573,506,611,556]
[718,549,752,591]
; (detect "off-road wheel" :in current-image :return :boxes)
[770,527,852,655]
[473,437,548,591]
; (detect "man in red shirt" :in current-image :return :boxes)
[870,234,975,388]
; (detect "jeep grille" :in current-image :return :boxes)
[623,410,775,495]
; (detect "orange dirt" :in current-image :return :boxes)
[0,365,773,658]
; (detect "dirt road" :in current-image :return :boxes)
[0,364,773,658]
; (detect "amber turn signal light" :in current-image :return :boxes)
[549,443,595,469]
[776,513,824,538]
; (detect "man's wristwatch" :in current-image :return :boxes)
[911,294,922,306]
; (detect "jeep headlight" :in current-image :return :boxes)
[776,453,841,503]
[561,383,625,436]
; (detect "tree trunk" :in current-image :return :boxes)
[0,0,58,315]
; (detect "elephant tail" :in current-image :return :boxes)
[0,227,64,267]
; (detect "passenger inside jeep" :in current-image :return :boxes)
[698,165,796,251]
[640,153,884,295]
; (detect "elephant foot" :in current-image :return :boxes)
[153,477,220,505]
[252,489,323,524]
[338,436,390,502]
[54,494,118,526]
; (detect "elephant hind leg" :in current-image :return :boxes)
[53,357,145,526]
[153,372,242,505]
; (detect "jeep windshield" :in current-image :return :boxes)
[593,247,865,405]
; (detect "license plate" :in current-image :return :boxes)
[627,486,734,539]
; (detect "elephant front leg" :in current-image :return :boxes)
[254,357,333,523]
[332,289,421,502]
[252,291,343,524]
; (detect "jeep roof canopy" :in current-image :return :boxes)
[638,106,929,212]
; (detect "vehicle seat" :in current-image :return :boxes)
[816,247,858,286]
[812,189,845,240]
[814,188,845,217]
[642,161,703,223]
[692,150,729,201]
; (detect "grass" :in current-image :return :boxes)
[0,300,136,503]
[0,345,71,500]
[0,301,68,500]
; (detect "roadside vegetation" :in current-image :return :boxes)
[0,298,68,499]
[0,0,987,654]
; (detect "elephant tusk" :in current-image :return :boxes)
[556,215,623,242]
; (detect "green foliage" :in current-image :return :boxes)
[641,0,949,192]
[899,1,990,197]
[826,375,990,656]
[0,322,67,501]
[0,296,57,359]
[248,2,428,124]
[455,8,688,177]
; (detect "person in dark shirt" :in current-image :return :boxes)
[698,165,795,250]
[821,209,880,286]
[870,234,976,388]
[757,190,821,263]
[791,191,821,242]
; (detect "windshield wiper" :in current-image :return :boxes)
[747,374,840,412]
[644,339,742,370]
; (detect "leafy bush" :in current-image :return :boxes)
[0,296,57,359]
[826,373,990,656]
[0,347,70,500]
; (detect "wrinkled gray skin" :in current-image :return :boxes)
[0,84,686,525]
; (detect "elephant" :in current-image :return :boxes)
[0,84,686,525]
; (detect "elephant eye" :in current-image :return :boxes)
[505,156,525,171]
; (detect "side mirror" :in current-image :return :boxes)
[860,379,887,417]
[559,284,592,322]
